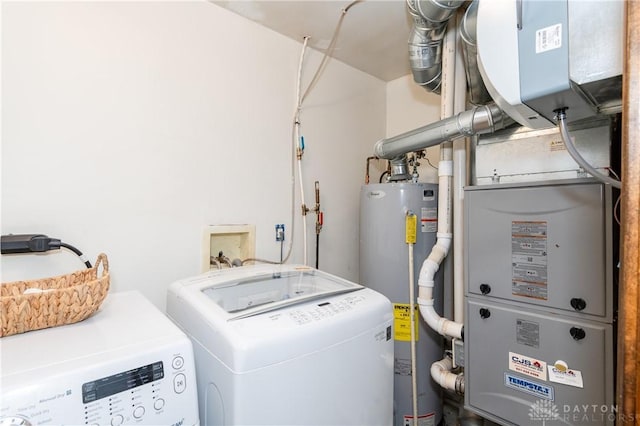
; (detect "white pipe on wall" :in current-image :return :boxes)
[452,12,468,324]
[408,236,419,424]
[294,37,309,266]
[416,16,464,341]
[431,356,464,393]
[416,153,462,339]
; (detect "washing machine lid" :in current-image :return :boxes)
[201,269,363,320]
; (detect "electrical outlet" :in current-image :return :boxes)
[275,224,285,242]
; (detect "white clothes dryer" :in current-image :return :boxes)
[0,291,199,426]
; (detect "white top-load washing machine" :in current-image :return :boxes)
[166,264,393,426]
[0,291,199,426]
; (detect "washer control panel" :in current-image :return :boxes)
[287,294,367,325]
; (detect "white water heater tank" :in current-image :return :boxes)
[360,182,444,426]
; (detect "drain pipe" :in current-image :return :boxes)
[431,356,464,394]
[418,19,462,342]
[422,16,464,399]
[417,140,462,340]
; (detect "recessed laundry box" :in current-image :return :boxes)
[166,264,393,426]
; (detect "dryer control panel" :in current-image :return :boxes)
[0,350,197,426]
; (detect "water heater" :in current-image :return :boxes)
[360,182,444,426]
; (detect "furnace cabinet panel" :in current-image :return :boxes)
[464,180,612,320]
[464,180,614,426]
[465,298,614,425]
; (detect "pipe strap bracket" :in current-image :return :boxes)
[438,160,453,176]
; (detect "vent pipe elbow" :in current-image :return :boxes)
[411,0,466,25]
[408,27,444,93]
[406,0,465,93]
[430,356,464,394]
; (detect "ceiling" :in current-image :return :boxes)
[212,1,413,82]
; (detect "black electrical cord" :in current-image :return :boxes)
[60,242,92,268]
[0,234,92,268]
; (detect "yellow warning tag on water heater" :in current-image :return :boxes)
[393,304,419,342]
[405,214,417,244]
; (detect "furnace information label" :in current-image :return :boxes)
[512,221,548,300]
[516,319,540,348]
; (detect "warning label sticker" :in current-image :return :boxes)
[395,358,412,376]
[393,304,419,342]
[550,139,566,152]
[421,207,437,233]
[535,23,562,54]
[403,412,435,426]
[512,221,548,300]
[509,352,547,380]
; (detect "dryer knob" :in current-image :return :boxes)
[0,416,33,426]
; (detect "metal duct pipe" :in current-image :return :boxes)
[408,27,445,92]
[407,0,465,93]
[388,156,412,181]
[408,0,463,24]
[374,103,513,160]
[459,0,492,105]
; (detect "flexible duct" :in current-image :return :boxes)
[374,103,512,160]
[407,0,465,92]
[459,0,491,106]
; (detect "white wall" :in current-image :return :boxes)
[1,1,386,309]
[385,74,441,183]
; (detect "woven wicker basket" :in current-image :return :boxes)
[1,253,110,337]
